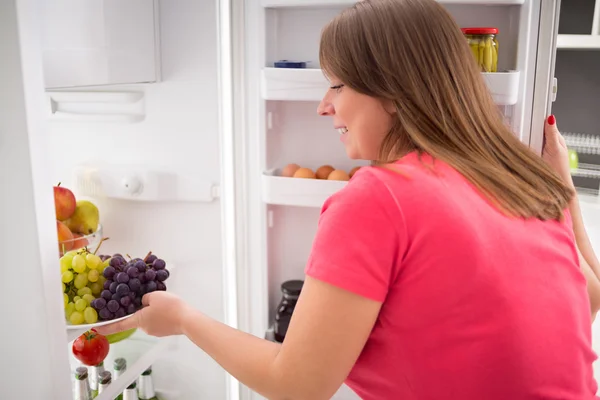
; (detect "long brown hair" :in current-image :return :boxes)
[319,0,573,221]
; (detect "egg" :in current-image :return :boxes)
[327,169,350,181]
[349,166,362,178]
[293,168,316,179]
[281,163,301,177]
[315,165,335,180]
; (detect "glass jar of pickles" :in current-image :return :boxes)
[461,27,499,73]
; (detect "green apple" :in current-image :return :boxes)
[568,149,579,171]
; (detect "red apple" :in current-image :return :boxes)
[57,220,74,253]
[71,233,89,250]
[54,183,76,221]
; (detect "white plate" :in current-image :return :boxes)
[66,313,134,331]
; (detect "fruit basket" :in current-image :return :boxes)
[59,224,103,255]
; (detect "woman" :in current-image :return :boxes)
[98,0,600,398]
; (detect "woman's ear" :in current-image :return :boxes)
[382,99,396,115]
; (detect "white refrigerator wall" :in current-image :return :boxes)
[43,1,228,398]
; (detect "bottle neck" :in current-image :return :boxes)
[74,378,92,400]
[138,374,157,399]
[114,367,126,379]
[123,387,139,400]
[89,364,106,390]
[98,380,111,394]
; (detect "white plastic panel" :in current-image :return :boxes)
[557,34,600,50]
[41,0,159,89]
[262,68,521,105]
[71,165,219,203]
[482,71,521,105]
[1,1,73,399]
[262,168,347,207]
[46,91,145,123]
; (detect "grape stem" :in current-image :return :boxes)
[143,251,153,263]
[92,237,110,256]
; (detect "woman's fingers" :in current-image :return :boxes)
[544,115,559,143]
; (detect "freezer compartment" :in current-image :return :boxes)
[262,168,347,207]
[262,67,521,105]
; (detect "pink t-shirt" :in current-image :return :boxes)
[305,152,598,400]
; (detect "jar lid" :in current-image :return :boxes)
[281,280,304,296]
[461,27,499,35]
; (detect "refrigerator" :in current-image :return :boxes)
[0,0,566,399]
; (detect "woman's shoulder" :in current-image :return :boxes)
[324,165,393,210]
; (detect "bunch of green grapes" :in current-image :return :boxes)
[61,248,109,325]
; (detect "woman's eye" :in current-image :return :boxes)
[330,84,344,92]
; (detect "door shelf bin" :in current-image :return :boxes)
[261,68,520,106]
[261,68,327,101]
[262,168,348,208]
[481,71,520,106]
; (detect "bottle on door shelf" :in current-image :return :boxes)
[113,357,127,400]
[98,371,112,395]
[138,366,159,400]
[74,366,93,400]
[274,280,304,343]
[89,361,105,398]
[124,381,139,400]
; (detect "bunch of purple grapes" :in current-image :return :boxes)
[91,252,170,321]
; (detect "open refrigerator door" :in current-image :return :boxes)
[234,0,562,399]
[2,0,235,399]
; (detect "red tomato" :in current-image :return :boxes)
[72,329,110,366]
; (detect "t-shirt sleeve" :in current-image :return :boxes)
[305,169,405,302]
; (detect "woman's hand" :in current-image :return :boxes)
[94,291,193,337]
[542,114,574,188]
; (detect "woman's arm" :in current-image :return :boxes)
[182,277,381,399]
[542,115,600,318]
[96,278,381,400]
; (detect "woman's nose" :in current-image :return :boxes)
[317,100,334,116]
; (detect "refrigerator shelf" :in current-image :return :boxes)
[564,132,600,155]
[571,164,600,179]
[69,330,176,400]
[261,68,521,106]
[262,168,348,208]
[262,0,525,7]
[557,35,600,50]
